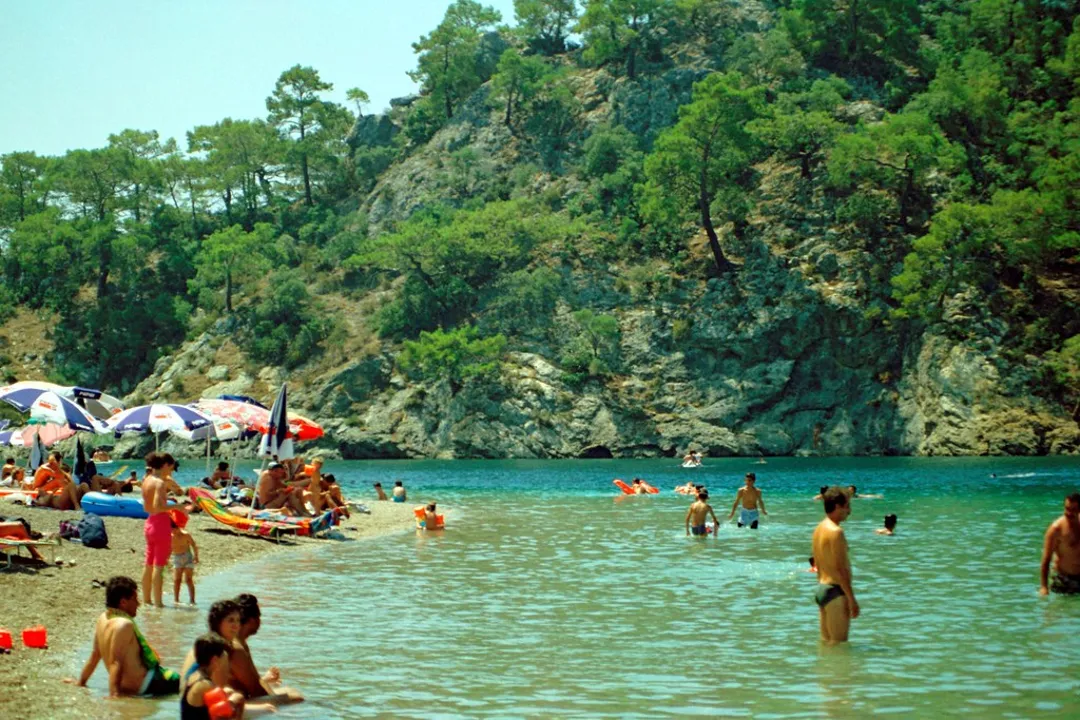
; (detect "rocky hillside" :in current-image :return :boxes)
[6,0,1080,458]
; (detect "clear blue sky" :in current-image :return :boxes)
[0,0,518,155]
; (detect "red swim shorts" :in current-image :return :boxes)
[144,512,172,567]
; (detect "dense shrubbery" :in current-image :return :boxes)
[1,0,1078,412]
[398,326,507,390]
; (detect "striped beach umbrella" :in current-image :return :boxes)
[0,430,22,447]
[0,381,124,421]
[106,403,214,436]
[0,387,104,433]
[259,384,294,459]
[190,398,323,441]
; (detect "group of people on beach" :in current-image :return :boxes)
[1,451,134,510]
[67,576,302,717]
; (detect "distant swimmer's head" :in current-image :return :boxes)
[848,485,857,495]
[822,486,850,518]
[374,482,382,488]
[808,556,816,567]
[395,480,403,487]
[884,514,898,530]
[819,485,828,496]
[745,473,756,485]
[217,461,229,472]
[208,599,242,640]
[698,491,709,501]
[632,478,641,485]
[1065,493,1080,519]
[427,503,436,512]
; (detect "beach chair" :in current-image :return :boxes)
[0,522,60,570]
[188,488,308,541]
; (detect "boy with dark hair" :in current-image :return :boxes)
[180,633,242,719]
[686,491,719,537]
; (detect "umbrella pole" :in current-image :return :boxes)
[155,432,159,452]
[205,434,211,476]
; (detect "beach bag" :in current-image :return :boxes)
[77,513,109,549]
[58,519,80,540]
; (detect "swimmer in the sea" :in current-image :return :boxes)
[686,491,719,537]
[813,485,828,501]
[847,485,883,500]
[875,514,897,536]
[806,556,818,573]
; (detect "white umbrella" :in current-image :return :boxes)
[106,403,214,450]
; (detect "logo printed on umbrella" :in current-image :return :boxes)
[38,401,57,411]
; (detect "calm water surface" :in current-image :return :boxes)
[90,458,1080,718]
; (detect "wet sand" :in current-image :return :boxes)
[0,500,416,719]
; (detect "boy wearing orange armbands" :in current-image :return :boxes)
[181,633,254,719]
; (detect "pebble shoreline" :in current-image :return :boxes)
[0,500,416,720]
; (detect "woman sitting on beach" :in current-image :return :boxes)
[181,602,277,714]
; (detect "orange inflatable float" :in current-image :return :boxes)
[613,479,659,495]
[414,506,445,529]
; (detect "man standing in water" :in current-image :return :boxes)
[686,491,719,537]
[812,487,859,644]
[728,472,768,528]
[1039,492,1080,595]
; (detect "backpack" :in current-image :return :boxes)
[77,513,109,549]
[58,519,80,540]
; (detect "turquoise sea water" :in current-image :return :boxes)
[89,458,1080,718]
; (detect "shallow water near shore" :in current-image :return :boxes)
[88,457,1080,718]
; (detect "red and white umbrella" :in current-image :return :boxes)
[190,399,324,442]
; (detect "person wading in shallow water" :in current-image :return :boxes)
[811,487,859,644]
[1039,492,1080,596]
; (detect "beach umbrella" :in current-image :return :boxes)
[0,381,124,421]
[0,387,104,433]
[68,386,125,420]
[172,415,243,474]
[190,399,323,441]
[259,384,294,459]
[0,424,76,447]
[106,403,213,450]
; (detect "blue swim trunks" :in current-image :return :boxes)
[392,495,405,503]
[691,524,707,536]
[738,509,759,528]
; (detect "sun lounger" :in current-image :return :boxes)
[0,522,60,569]
[188,488,299,541]
[189,488,340,538]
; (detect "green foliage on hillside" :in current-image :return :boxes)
[0,0,1078,419]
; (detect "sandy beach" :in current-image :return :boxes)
[0,499,416,720]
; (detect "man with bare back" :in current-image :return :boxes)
[1039,492,1080,595]
[811,487,859,644]
[66,576,179,697]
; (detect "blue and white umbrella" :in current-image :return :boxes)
[0,381,124,421]
[0,429,22,447]
[0,387,104,433]
[259,384,294,459]
[106,403,213,436]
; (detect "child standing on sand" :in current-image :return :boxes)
[170,509,199,605]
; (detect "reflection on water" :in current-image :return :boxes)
[81,458,1080,718]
